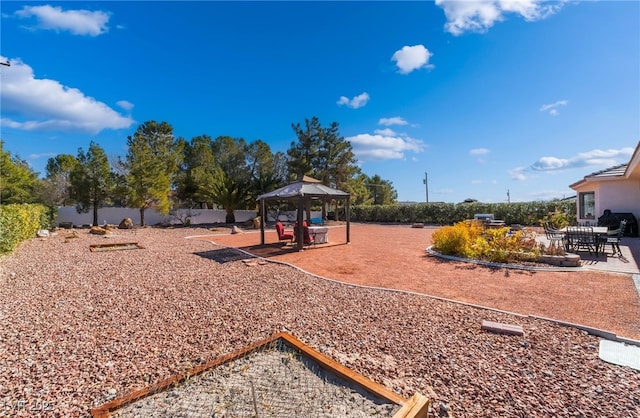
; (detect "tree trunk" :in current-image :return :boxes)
[92,204,99,226]
[140,207,146,227]
[225,210,235,224]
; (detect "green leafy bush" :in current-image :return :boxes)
[0,204,51,255]
[351,200,576,226]
[432,220,542,264]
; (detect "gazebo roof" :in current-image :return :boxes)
[258,178,349,201]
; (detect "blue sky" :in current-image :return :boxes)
[1,1,638,203]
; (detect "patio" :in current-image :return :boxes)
[536,229,640,274]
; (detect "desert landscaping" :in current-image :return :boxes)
[1,224,639,417]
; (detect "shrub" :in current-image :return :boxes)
[0,204,51,255]
[432,220,542,264]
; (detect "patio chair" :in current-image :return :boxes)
[293,221,315,246]
[543,222,566,250]
[275,221,294,244]
[566,226,598,255]
[601,219,627,257]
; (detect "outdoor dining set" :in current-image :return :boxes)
[544,219,628,257]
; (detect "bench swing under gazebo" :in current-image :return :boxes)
[257,176,351,251]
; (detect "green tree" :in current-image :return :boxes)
[347,174,374,205]
[124,121,183,226]
[43,154,78,206]
[246,140,282,202]
[365,174,397,205]
[212,136,249,182]
[315,120,359,190]
[69,141,113,226]
[287,117,322,180]
[175,135,218,207]
[0,141,39,204]
[205,172,250,223]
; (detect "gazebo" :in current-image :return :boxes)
[257,176,351,251]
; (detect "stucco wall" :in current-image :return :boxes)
[57,207,258,227]
[56,207,322,227]
[573,179,640,223]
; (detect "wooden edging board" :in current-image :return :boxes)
[90,331,428,418]
[88,242,144,252]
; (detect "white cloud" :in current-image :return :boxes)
[391,45,434,74]
[117,100,134,111]
[346,132,425,161]
[435,0,565,36]
[470,148,490,155]
[509,166,529,181]
[336,92,370,109]
[374,128,397,136]
[28,152,57,160]
[15,5,111,36]
[0,57,134,134]
[510,146,634,180]
[540,99,568,116]
[378,117,408,126]
[471,179,482,184]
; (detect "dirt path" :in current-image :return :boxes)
[197,223,640,340]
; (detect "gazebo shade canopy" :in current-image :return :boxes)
[258,181,349,201]
[257,176,351,250]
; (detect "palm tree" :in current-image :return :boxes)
[206,174,250,224]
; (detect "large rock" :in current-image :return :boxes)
[118,218,133,229]
[90,226,111,235]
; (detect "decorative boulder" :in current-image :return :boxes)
[37,229,50,237]
[118,218,133,229]
[252,216,261,229]
[90,226,111,235]
[231,225,242,234]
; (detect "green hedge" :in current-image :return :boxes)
[350,200,576,226]
[0,204,52,255]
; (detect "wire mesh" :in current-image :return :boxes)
[109,339,401,417]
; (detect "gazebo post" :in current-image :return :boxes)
[346,196,351,243]
[296,196,304,251]
[259,199,266,245]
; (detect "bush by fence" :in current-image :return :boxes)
[0,204,52,255]
[350,201,576,226]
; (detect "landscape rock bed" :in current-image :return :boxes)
[106,335,401,418]
[0,227,638,417]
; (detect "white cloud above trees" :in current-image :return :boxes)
[14,4,111,36]
[391,45,434,74]
[510,147,634,180]
[0,57,134,134]
[435,0,565,35]
[336,92,370,109]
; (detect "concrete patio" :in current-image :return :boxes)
[537,234,640,274]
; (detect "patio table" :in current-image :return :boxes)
[561,226,608,256]
[308,226,329,244]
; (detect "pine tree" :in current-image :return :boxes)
[125,121,183,226]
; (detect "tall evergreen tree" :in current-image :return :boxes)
[69,141,112,226]
[175,135,218,207]
[287,117,322,180]
[315,121,359,190]
[124,121,183,226]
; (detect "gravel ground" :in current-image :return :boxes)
[111,338,400,417]
[1,226,639,417]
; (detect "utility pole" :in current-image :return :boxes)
[423,172,429,203]
[507,189,511,203]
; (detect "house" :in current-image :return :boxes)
[569,141,639,235]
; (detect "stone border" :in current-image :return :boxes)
[425,246,586,272]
